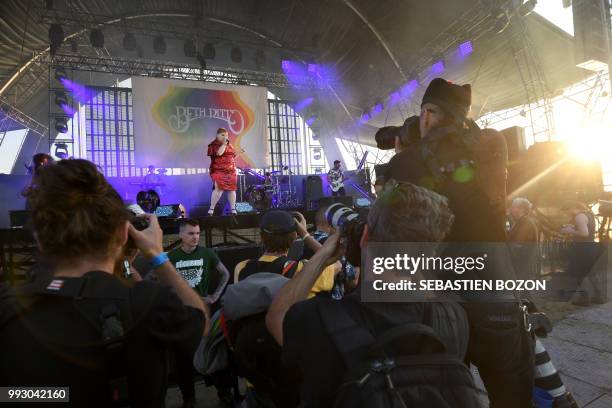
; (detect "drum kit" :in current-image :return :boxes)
[240,166,299,211]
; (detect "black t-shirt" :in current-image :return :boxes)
[0,271,204,408]
[282,293,469,408]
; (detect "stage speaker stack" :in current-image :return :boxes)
[500,126,526,164]
[303,175,323,210]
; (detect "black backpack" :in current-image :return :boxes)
[0,275,157,407]
[230,313,301,407]
[319,301,482,408]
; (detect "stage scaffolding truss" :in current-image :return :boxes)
[45,53,320,90]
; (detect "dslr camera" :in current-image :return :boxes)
[374,115,419,150]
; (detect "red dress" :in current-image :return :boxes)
[207,140,237,191]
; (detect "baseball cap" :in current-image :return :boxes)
[260,210,297,234]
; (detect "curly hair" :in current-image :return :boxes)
[368,180,454,242]
[24,159,128,262]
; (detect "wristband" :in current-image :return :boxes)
[150,252,169,269]
[301,233,311,240]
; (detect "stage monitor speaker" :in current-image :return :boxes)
[501,126,526,163]
[317,196,353,210]
[154,204,186,218]
[303,175,323,210]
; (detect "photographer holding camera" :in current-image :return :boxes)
[0,159,207,408]
[378,78,535,407]
[266,182,480,408]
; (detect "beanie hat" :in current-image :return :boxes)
[421,78,471,120]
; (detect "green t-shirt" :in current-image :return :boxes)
[168,246,220,297]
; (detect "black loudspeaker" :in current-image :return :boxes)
[500,126,526,163]
[303,175,324,210]
[317,196,354,210]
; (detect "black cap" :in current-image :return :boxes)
[422,78,471,120]
[333,160,341,164]
[260,210,297,234]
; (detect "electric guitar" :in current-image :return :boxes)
[329,175,347,192]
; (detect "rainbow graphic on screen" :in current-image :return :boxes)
[151,86,256,168]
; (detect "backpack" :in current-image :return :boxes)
[238,256,300,282]
[222,273,300,407]
[319,301,482,408]
[0,275,155,407]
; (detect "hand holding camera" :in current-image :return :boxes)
[128,213,164,259]
[292,211,308,237]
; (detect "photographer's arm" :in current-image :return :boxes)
[266,232,343,346]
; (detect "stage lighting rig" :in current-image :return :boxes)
[153,35,166,54]
[184,39,196,57]
[54,91,69,108]
[89,28,104,48]
[231,47,243,63]
[55,118,68,134]
[54,68,68,82]
[48,23,64,55]
[123,33,137,51]
[203,43,216,59]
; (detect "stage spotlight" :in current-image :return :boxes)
[203,43,216,59]
[54,142,69,159]
[518,0,537,17]
[255,49,265,69]
[361,110,371,122]
[54,68,67,82]
[48,23,64,55]
[123,33,137,51]
[89,28,104,48]
[458,40,473,56]
[184,39,196,57]
[55,118,68,134]
[431,60,445,74]
[54,91,68,107]
[153,35,166,54]
[231,46,242,63]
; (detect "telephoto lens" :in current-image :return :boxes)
[324,203,366,266]
[374,126,402,150]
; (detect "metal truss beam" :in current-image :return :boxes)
[44,53,320,90]
[0,96,48,137]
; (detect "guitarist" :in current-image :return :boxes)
[327,160,346,197]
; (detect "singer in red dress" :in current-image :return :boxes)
[207,128,237,215]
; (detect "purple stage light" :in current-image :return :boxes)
[389,91,401,106]
[431,60,445,74]
[60,78,95,103]
[294,96,314,112]
[400,80,419,97]
[372,101,384,115]
[360,110,371,123]
[305,115,318,126]
[459,41,473,56]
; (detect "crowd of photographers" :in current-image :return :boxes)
[0,77,591,408]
